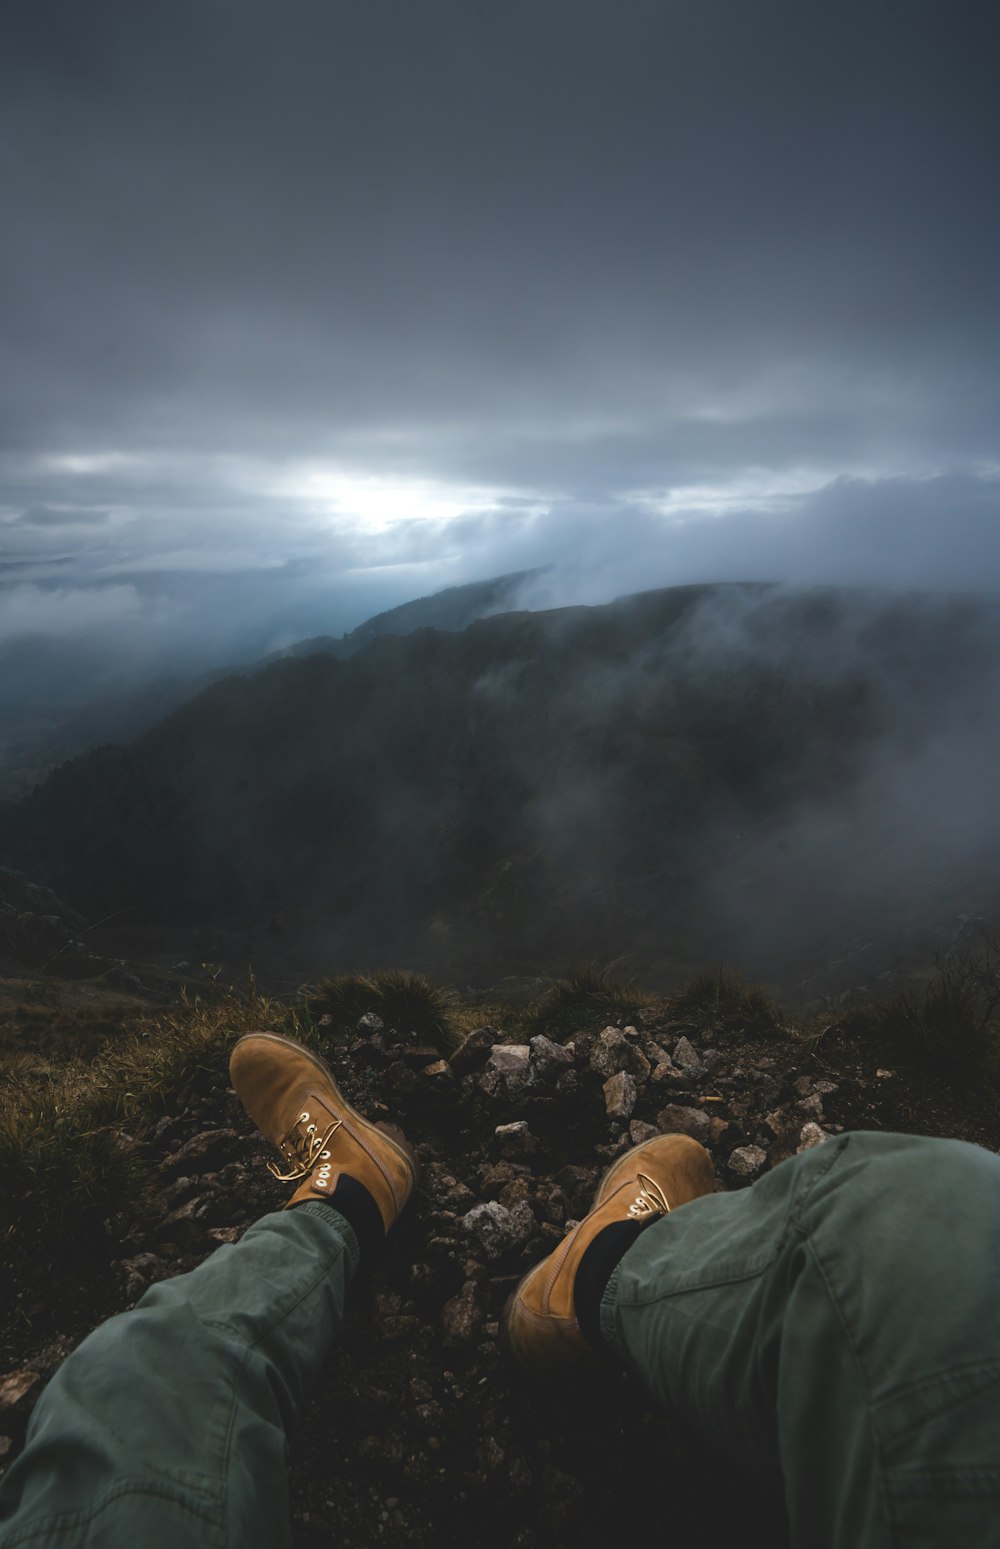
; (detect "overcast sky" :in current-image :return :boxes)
[2,0,999,668]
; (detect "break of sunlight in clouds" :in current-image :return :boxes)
[0,0,997,680]
[265,464,530,535]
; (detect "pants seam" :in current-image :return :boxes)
[802,1232,895,1547]
[0,1478,227,1547]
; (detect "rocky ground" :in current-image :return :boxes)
[2,1000,999,1546]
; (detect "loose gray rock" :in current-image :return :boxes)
[158,1128,239,1176]
[630,1046,652,1080]
[672,1036,706,1080]
[120,1252,167,1302]
[728,1145,768,1178]
[590,1028,651,1082]
[650,1058,687,1086]
[157,1199,212,1252]
[656,1104,712,1145]
[494,1120,535,1159]
[589,1028,630,1078]
[529,1034,575,1079]
[628,1119,659,1146]
[461,1200,535,1259]
[506,1200,537,1248]
[0,1371,40,1410]
[357,1011,385,1033]
[441,1279,485,1343]
[797,1122,830,1152]
[421,1059,454,1082]
[603,1070,638,1120]
[462,1202,513,1259]
[486,1044,532,1086]
[450,1026,501,1075]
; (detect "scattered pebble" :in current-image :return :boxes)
[603,1070,638,1120]
[656,1104,712,1145]
[728,1145,768,1178]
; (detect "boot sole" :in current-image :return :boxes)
[231,1030,420,1185]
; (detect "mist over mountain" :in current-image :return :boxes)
[0,570,543,799]
[8,581,1000,1001]
[262,570,544,664]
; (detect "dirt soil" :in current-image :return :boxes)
[2,1006,998,1547]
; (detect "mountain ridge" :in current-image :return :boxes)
[7,580,1000,999]
[0,570,545,800]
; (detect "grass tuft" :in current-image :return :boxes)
[526,964,651,1037]
[845,941,1000,1081]
[305,970,460,1050]
[665,967,783,1033]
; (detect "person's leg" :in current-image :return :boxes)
[0,1202,357,1549]
[504,1132,716,1370]
[0,1031,419,1549]
[600,1131,1000,1547]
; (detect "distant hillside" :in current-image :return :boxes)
[269,570,543,663]
[0,570,542,799]
[6,582,1000,995]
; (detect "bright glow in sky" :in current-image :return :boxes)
[270,464,522,533]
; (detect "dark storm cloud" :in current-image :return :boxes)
[1,0,999,666]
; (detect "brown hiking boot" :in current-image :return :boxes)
[504,1133,716,1371]
[229,1031,418,1230]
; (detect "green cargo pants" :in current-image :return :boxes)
[1,1132,998,1547]
[0,1202,358,1548]
[602,1130,1000,1545]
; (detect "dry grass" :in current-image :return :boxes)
[665,967,783,1033]
[840,942,1000,1082]
[0,976,148,1060]
[525,964,652,1038]
[0,981,315,1286]
[305,970,461,1051]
